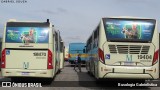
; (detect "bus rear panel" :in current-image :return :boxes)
[86,17,159,80]
[1,20,60,78]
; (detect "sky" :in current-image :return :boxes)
[0,0,160,47]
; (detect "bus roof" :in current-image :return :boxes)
[102,16,156,20]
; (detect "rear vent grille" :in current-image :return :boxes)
[108,45,150,54]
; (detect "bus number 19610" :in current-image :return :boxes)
[138,55,152,59]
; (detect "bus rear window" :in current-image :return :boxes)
[5,27,49,43]
[103,18,156,42]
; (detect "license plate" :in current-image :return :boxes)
[124,62,134,66]
[22,72,29,75]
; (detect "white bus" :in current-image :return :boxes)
[86,17,159,80]
[1,19,64,81]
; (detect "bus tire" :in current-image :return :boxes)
[87,71,91,75]
[96,78,102,84]
[44,78,53,84]
[11,77,19,82]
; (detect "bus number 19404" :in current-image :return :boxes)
[138,55,152,59]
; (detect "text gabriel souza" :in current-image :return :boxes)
[1,0,27,3]
[118,83,157,87]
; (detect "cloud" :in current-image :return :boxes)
[63,35,85,47]
[66,36,82,40]
[64,36,85,42]
[57,8,67,13]
[38,8,68,15]
[41,10,57,15]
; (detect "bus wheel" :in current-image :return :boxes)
[96,78,102,84]
[11,77,19,82]
[87,71,91,75]
[43,78,53,85]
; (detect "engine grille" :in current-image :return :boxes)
[108,45,150,54]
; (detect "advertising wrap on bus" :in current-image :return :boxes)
[103,19,156,42]
[6,27,49,43]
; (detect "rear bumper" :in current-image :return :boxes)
[104,73,153,79]
[1,69,53,78]
[98,62,159,79]
[100,66,158,79]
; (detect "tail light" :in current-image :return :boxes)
[47,49,53,69]
[98,48,105,63]
[152,50,159,65]
[1,49,6,68]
